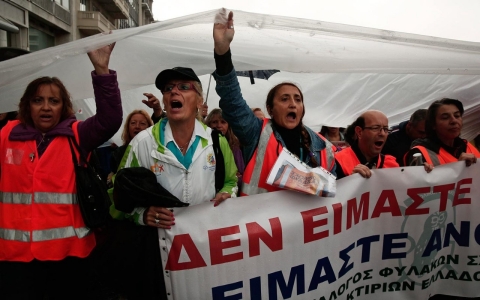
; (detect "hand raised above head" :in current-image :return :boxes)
[87,39,115,75]
[213,9,234,55]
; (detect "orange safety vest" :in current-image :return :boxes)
[335,146,399,176]
[241,119,336,196]
[0,121,95,262]
[412,141,480,166]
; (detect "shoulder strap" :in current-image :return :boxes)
[378,153,386,169]
[211,129,225,193]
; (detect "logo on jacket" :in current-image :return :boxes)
[203,153,216,171]
[151,162,165,174]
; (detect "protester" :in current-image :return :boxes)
[320,126,345,142]
[0,43,122,299]
[320,125,347,150]
[405,98,480,171]
[142,92,166,122]
[110,66,238,299]
[252,107,266,120]
[108,109,153,178]
[205,108,245,177]
[382,108,427,166]
[200,102,209,120]
[213,11,336,196]
[335,110,399,179]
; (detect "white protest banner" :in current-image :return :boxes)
[158,162,480,300]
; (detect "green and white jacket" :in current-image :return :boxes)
[111,118,238,225]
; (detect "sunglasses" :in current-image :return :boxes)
[162,82,200,95]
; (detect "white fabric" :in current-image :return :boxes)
[1,8,480,143]
[159,162,480,299]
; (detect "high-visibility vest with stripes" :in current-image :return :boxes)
[241,119,336,196]
[335,146,399,176]
[0,120,95,262]
[412,141,480,166]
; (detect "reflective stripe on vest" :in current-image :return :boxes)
[0,192,76,205]
[424,148,441,166]
[0,192,32,204]
[0,226,91,242]
[242,122,273,195]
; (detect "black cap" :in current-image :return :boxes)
[155,67,201,92]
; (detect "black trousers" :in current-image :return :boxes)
[0,256,92,300]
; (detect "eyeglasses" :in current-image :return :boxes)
[363,126,389,134]
[162,82,199,94]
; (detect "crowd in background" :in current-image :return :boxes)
[0,10,479,300]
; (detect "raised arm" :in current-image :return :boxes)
[78,42,123,153]
[213,10,262,162]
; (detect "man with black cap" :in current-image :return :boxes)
[110,66,238,299]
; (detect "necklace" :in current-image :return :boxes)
[26,135,46,162]
[178,140,190,153]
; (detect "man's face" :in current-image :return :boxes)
[406,120,426,140]
[356,111,389,161]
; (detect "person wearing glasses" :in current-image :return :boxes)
[405,98,479,171]
[113,67,239,224]
[212,11,336,196]
[335,110,399,179]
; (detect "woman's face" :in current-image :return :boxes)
[208,114,229,135]
[162,80,202,124]
[128,113,149,139]
[327,127,339,135]
[434,104,462,142]
[268,85,304,129]
[30,84,63,133]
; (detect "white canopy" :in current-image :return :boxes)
[1,8,479,144]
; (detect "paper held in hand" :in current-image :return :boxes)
[266,148,337,197]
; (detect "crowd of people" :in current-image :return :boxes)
[0,11,479,300]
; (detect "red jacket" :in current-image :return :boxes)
[0,121,95,262]
[335,146,399,176]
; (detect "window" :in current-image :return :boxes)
[29,28,54,52]
[55,0,70,10]
[80,0,88,11]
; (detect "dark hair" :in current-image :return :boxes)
[18,77,74,126]
[344,124,356,146]
[425,98,464,138]
[409,109,427,125]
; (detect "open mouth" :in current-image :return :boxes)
[40,114,52,121]
[286,112,297,120]
[171,101,183,109]
[374,141,384,147]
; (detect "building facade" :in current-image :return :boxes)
[0,0,155,52]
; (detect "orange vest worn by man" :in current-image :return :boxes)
[335,145,399,178]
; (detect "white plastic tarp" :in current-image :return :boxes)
[1,8,480,144]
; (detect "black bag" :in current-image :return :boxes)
[68,137,111,229]
[113,167,189,212]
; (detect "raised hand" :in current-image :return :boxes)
[213,9,234,55]
[142,93,163,117]
[87,42,115,75]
